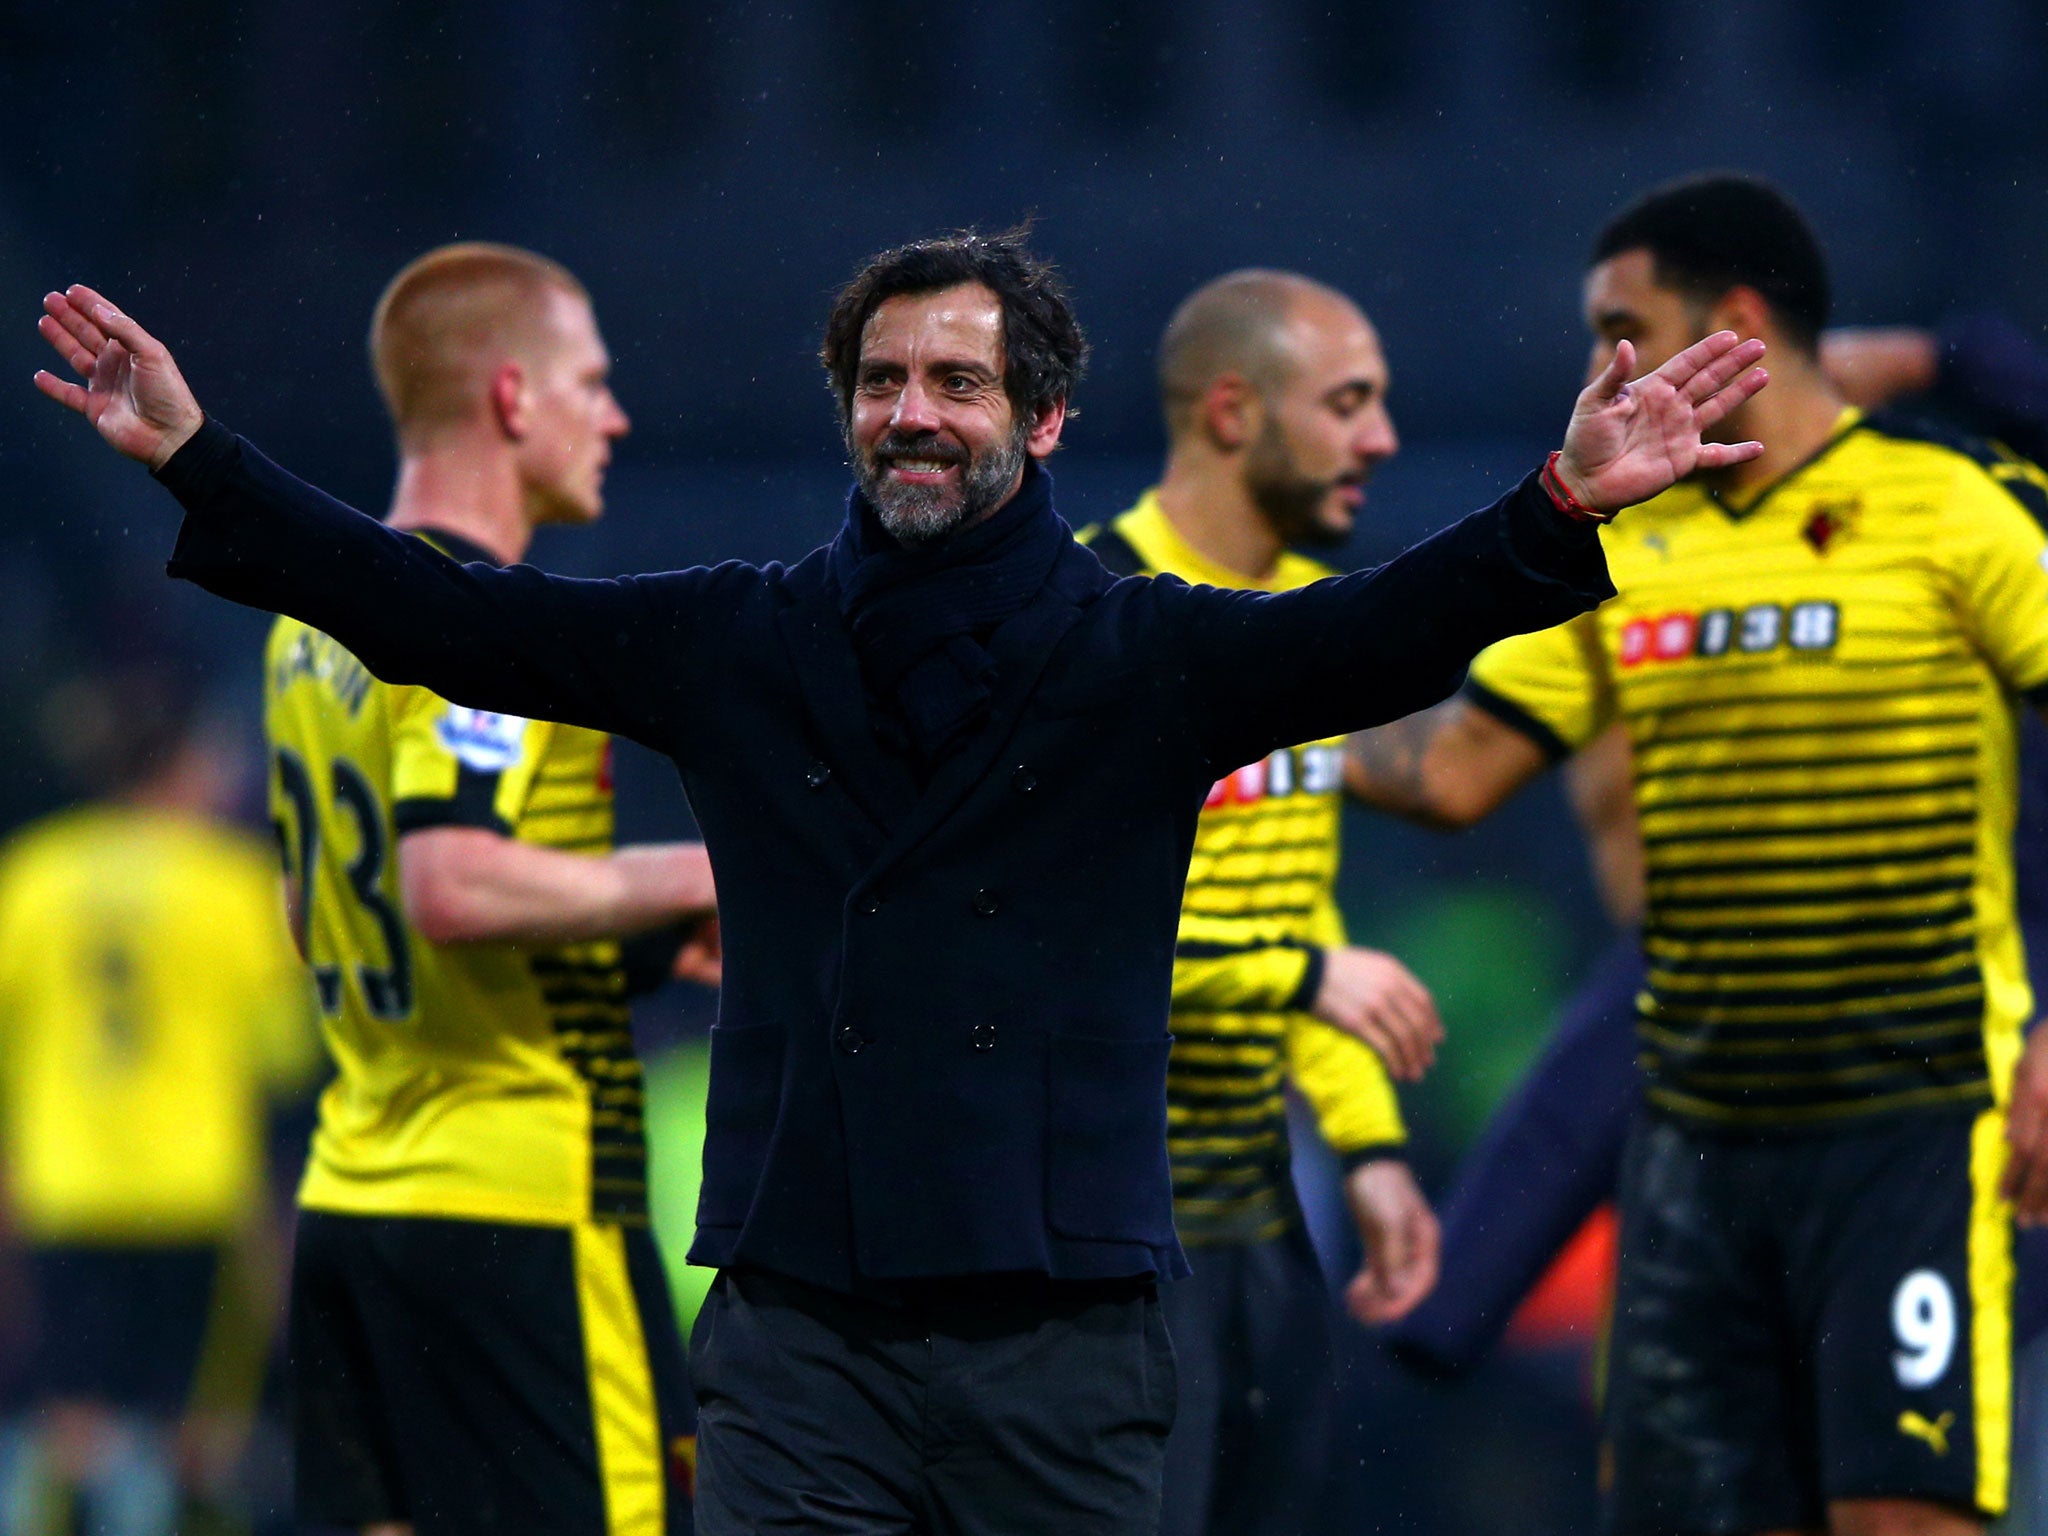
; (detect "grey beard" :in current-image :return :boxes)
[856,429,1029,545]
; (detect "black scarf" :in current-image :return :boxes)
[829,459,1067,767]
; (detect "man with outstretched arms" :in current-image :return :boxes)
[1347,175,2048,1536]
[196,245,716,1535]
[34,229,1762,1534]
[1081,268,1443,1536]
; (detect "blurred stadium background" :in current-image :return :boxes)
[4,1,2047,1530]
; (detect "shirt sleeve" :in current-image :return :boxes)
[1462,612,1616,760]
[388,684,549,837]
[1285,1013,1407,1156]
[1936,456,2048,699]
[1169,940,1321,1015]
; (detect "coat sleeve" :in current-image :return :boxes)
[159,420,740,754]
[1159,472,1615,776]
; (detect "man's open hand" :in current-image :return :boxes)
[1554,331,1768,513]
[33,285,203,469]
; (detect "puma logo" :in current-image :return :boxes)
[1898,1410,1955,1457]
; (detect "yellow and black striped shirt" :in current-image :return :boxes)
[265,528,648,1226]
[1469,412,2048,1128]
[1084,493,1405,1246]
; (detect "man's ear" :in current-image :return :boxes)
[1024,397,1068,460]
[489,361,529,440]
[1200,374,1260,452]
[1707,287,1775,350]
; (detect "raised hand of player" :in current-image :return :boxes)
[1554,331,1768,514]
[33,285,203,469]
[2002,1024,2048,1224]
[1342,1158,1441,1325]
[1313,946,1443,1082]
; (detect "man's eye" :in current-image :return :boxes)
[945,376,975,393]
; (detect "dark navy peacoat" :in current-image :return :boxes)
[158,421,1615,1295]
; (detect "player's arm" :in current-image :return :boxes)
[1174,940,1440,1081]
[1284,1005,1443,1322]
[1342,695,1549,831]
[1342,1158,1441,1327]
[1561,723,1644,929]
[397,830,716,948]
[34,288,711,748]
[1383,945,1643,1373]
[1826,315,2048,469]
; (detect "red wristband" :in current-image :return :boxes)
[1542,451,1613,524]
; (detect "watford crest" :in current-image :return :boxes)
[1802,499,1859,555]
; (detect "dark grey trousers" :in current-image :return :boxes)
[690,1267,1177,1535]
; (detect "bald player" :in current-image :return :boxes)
[266,245,719,1536]
[1080,270,1443,1536]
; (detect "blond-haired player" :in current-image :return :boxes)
[267,244,717,1536]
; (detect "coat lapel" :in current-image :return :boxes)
[868,543,1101,879]
[772,572,919,833]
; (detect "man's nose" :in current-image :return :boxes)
[1358,409,1398,462]
[607,393,631,438]
[890,377,943,434]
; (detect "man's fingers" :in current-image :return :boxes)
[31,370,87,414]
[1582,339,1633,404]
[1694,440,1766,470]
[1356,1016,1421,1081]
[1389,1210,1443,1314]
[78,291,159,360]
[1399,980,1445,1043]
[65,283,122,338]
[1693,366,1771,431]
[35,315,94,377]
[1679,335,1768,403]
[42,293,107,361]
[1652,330,1745,391]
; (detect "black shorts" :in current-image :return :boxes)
[23,1243,222,1415]
[290,1209,694,1535]
[1606,1106,2013,1534]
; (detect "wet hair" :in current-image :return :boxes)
[369,242,588,447]
[1593,173,1830,353]
[1156,269,1346,437]
[820,226,1088,425]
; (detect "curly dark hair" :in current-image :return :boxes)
[1594,173,1830,353]
[820,226,1089,426]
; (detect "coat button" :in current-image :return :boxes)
[837,1026,867,1054]
[972,888,999,916]
[972,1023,997,1051]
[857,891,882,915]
[1012,765,1037,793]
[805,760,832,790]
